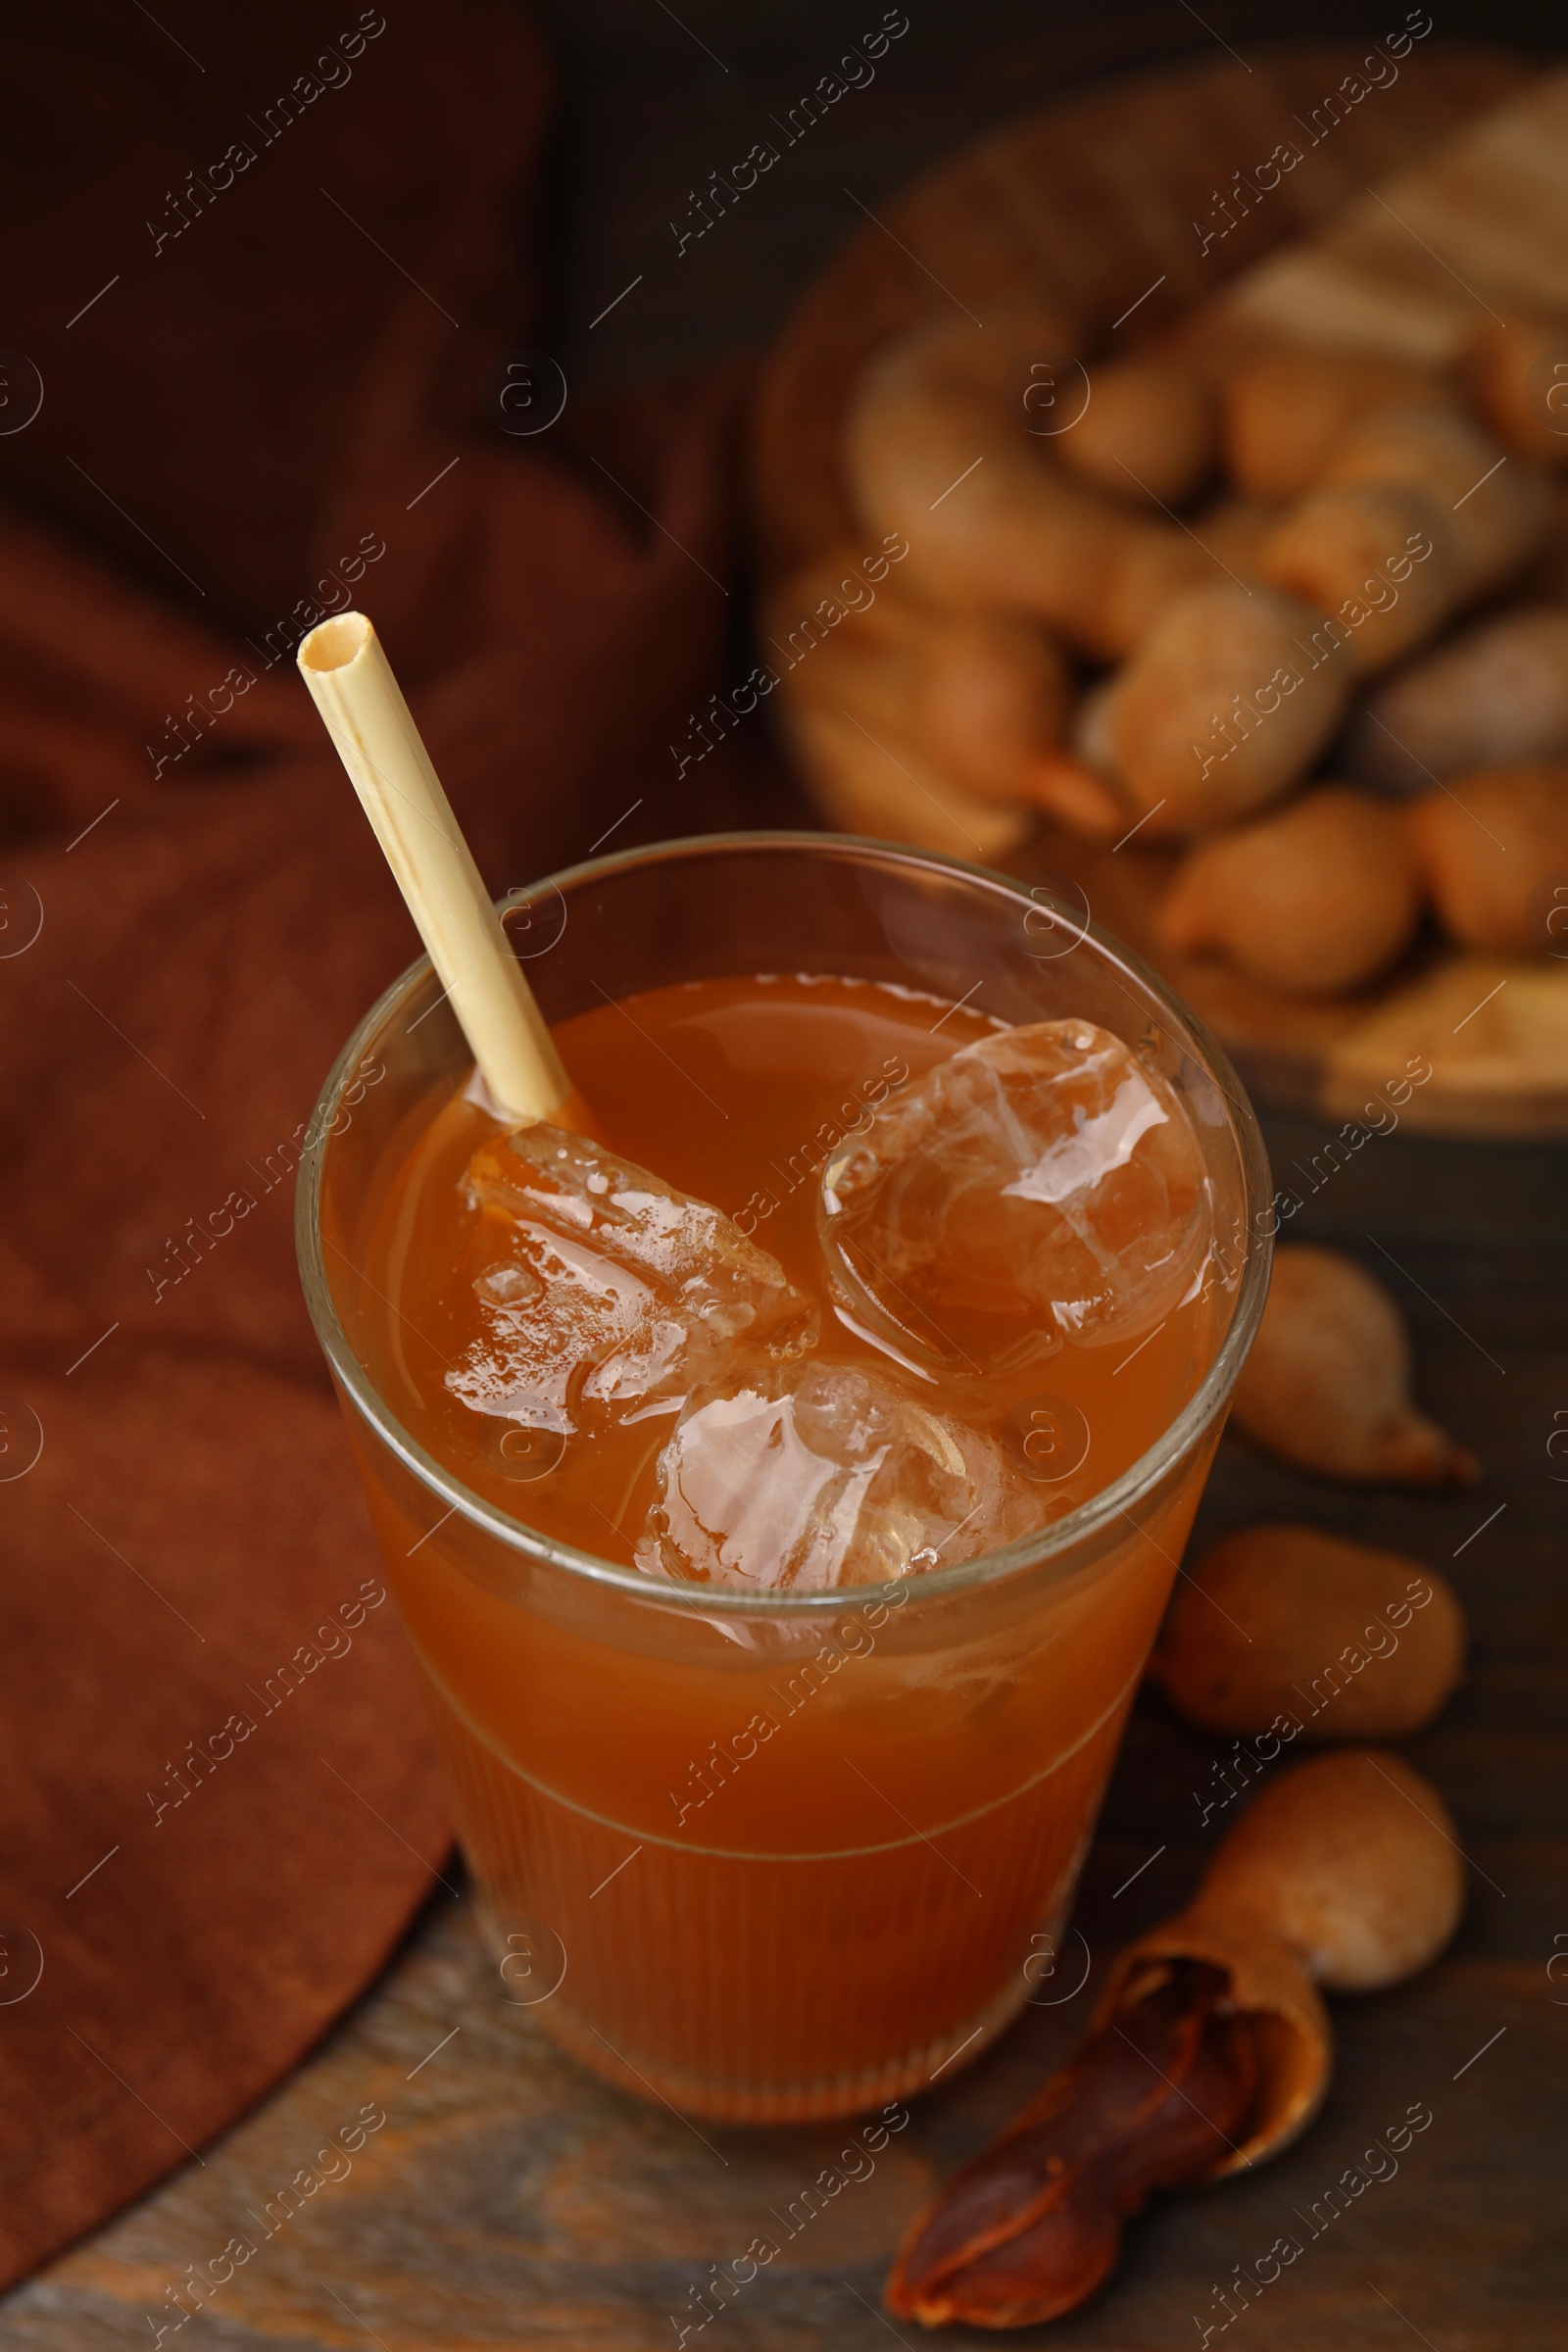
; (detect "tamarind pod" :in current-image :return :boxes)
[761,545,1129,837]
[1198,1748,1465,1995]
[886,1750,1464,2329]
[1090,583,1352,831]
[1149,1523,1467,1740]
[1230,1242,1479,1487]
[1157,784,1422,997]
[1403,760,1568,953]
[1221,350,1457,501]
[1344,607,1568,792]
[1323,405,1549,599]
[771,698,1031,860]
[901,2163,1120,2329]
[1463,312,1568,466]
[886,1962,1256,2329]
[768,567,1071,792]
[1024,750,1131,840]
[843,309,1213,660]
[1054,361,1217,507]
[1261,480,1459,676]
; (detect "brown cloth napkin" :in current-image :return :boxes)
[0,0,786,2285]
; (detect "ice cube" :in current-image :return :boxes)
[819,1020,1211,1374]
[446,1124,818,1431]
[635,1359,1038,1592]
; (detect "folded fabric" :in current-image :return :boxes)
[0,0,788,2283]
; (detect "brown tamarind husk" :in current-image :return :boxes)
[766,552,1074,798]
[760,548,1083,854]
[885,1753,1463,2330]
[1403,760,1568,954]
[1091,583,1351,831]
[1149,1523,1467,1740]
[1261,478,1458,676]
[1091,1895,1330,2177]
[1261,406,1546,679]
[886,1958,1257,2328]
[772,698,1031,862]
[1463,312,1568,466]
[1344,606,1568,792]
[1230,1243,1479,1487]
[1158,783,1422,997]
[1221,350,1455,501]
[1054,359,1217,508]
[1200,1748,1467,1996]
[1324,405,1550,599]
[844,308,1214,660]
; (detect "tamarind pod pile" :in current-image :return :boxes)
[821,271,1568,1010]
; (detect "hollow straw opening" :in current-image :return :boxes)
[298,611,372,671]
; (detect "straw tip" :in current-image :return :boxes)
[299,611,374,674]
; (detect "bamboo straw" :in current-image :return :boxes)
[298,611,571,1125]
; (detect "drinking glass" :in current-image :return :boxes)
[297,833,1270,2122]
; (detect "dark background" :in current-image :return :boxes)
[528,0,1566,387]
[4,0,1565,644]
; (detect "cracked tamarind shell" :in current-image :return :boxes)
[1093,1750,1464,2175]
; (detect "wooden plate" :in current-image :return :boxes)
[748,45,1568,1136]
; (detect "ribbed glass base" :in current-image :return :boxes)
[425,1663,1127,2123]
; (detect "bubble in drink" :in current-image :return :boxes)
[447,1124,817,1432]
[635,1359,1037,1592]
[819,1020,1211,1375]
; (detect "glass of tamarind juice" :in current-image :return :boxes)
[297,833,1269,2123]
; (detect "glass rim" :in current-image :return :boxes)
[295,828,1273,1616]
